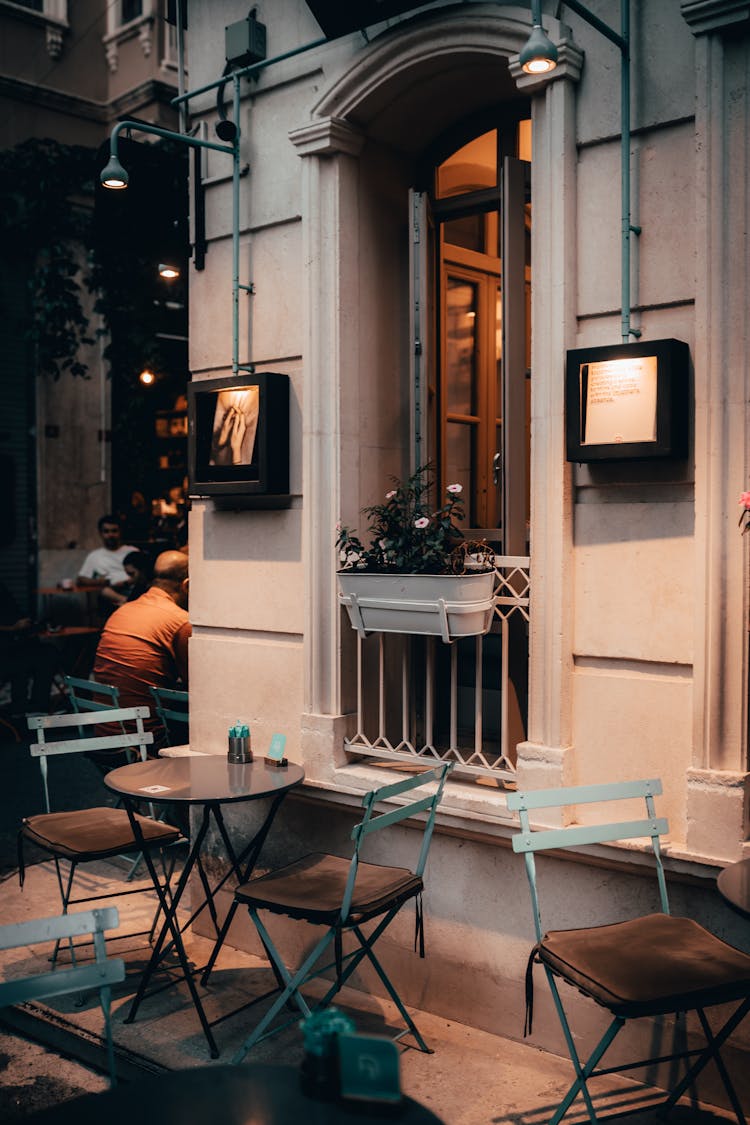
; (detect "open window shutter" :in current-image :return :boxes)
[408,189,435,474]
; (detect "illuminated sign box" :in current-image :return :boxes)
[188,372,290,508]
[565,339,689,463]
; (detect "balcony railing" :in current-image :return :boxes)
[343,556,530,781]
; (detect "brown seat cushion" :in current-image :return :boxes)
[22,807,182,861]
[539,912,750,1018]
[235,852,422,925]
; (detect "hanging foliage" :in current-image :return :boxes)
[0,136,188,385]
[0,138,96,378]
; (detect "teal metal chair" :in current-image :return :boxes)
[64,675,150,879]
[64,674,132,761]
[64,674,121,716]
[204,762,453,1063]
[508,779,750,1125]
[148,685,189,747]
[0,907,125,1085]
[21,708,184,964]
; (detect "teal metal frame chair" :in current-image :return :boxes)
[508,779,750,1125]
[64,674,121,717]
[148,685,189,747]
[64,675,155,879]
[0,907,125,1085]
[203,762,453,1064]
[20,708,184,964]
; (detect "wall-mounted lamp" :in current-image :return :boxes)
[100,153,129,190]
[100,117,243,372]
[158,262,181,280]
[519,15,558,74]
[139,369,156,386]
[519,0,638,343]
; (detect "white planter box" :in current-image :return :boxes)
[337,571,495,643]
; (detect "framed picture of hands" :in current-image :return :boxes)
[188,372,290,508]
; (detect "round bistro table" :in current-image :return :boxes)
[104,755,304,1057]
[27,1064,445,1125]
[717,857,750,920]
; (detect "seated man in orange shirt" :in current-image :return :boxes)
[93,550,189,750]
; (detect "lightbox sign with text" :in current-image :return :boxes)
[565,339,689,463]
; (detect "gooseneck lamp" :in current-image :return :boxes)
[520,22,558,73]
[100,152,129,190]
[519,0,638,342]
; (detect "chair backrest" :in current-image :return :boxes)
[64,674,121,714]
[507,779,670,944]
[341,762,453,921]
[27,707,153,813]
[0,907,125,1085]
[148,685,189,746]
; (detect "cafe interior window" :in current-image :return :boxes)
[431,117,531,554]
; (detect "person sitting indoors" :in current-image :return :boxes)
[77,515,136,611]
[122,550,153,602]
[92,550,189,750]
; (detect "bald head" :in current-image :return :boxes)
[153,551,189,606]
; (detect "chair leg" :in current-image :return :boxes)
[231,911,329,1064]
[661,1001,750,1125]
[50,861,77,968]
[544,967,624,1125]
[201,899,288,1000]
[99,983,117,1087]
[351,922,432,1053]
[311,910,432,1053]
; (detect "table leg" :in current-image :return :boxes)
[201,793,290,993]
[120,790,294,1059]
[178,791,288,940]
[122,801,221,1058]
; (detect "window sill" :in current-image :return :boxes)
[295,762,727,886]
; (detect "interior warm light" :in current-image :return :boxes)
[158,263,180,280]
[139,369,156,386]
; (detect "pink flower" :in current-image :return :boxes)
[740,492,750,510]
[414,517,430,529]
[447,483,462,494]
[385,490,397,500]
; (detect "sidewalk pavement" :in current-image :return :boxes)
[0,856,736,1124]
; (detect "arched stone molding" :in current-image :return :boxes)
[312,6,577,124]
[682,9,750,854]
[291,6,583,791]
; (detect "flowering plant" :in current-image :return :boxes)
[336,465,494,575]
[740,491,750,534]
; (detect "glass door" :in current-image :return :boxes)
[430,124,530,554]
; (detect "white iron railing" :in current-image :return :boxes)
[343,557,530,780]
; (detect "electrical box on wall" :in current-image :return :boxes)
[565,338,690,463]
[225,13,267,68]
[188,372,290,509]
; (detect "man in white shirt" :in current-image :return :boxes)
[77,515,136,609]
